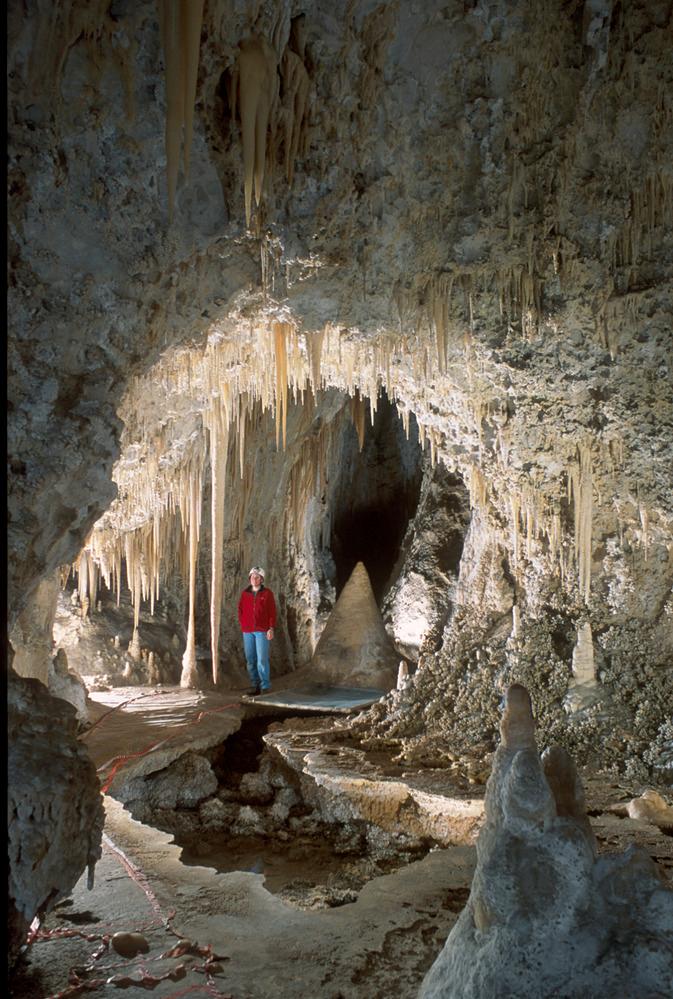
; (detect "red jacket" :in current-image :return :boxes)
[238,585,277,633]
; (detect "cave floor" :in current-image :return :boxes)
[12,686,672,999]
[13,798,476,999]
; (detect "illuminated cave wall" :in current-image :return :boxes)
[7,1,673,940]
[130,386,426,681]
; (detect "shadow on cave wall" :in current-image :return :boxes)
[329,391,424,603]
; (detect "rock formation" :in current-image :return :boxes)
[7,670,104,966]
[626,789,673,831]
[6,0,673,968]
[48,647,89,725]
[307,561,400,690]
[420,684,673,999]
[9,572,61,686]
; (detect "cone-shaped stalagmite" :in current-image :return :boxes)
[309,561,399,690]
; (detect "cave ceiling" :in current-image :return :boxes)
[7,0,673,635]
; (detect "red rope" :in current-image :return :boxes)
[78,691,160,741]
[96,701,239,793]
[39,830,234,998]
[102,833,167,919]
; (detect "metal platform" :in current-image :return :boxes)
[241,684,385,713]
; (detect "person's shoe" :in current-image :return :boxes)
[260,686,271,694]
[245,686,261,696]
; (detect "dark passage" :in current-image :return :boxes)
[330,391,423,602]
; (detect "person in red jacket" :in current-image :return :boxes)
[237,566,277,695]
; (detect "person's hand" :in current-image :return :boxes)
[266,628,274,641]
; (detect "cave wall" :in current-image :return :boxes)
[9,0,673,628]
[181,387,423,680]
[7,668,104,965]
[7,0,673,943]
[9,570,61,685]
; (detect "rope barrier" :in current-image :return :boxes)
[96,700,239,793]
[32,693,243,997]
[78,690,161,741]
[101,833,168,919]
[38,826,234,998]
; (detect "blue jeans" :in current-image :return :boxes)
[242,631,271,690]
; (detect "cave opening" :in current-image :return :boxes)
[329,390,424,604]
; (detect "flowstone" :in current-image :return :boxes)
[420,684,673,999]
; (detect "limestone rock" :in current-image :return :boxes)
[233,805,266,836]
[9,571,61,685]
[309,562,400,689]
[120,752,218,812]
[420,684,673,999]
[383,465,469,658]
[7,670,104,965]
[199,797,238,830]
[48,649,89,725]
[627,789,673,830]
[239,771,275,805]
[111,932,150,958]
[270,786,300,825]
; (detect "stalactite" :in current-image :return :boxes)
[180,455,202,689]
[205,400,229,685]
[81,302,639,648]
[273,321,292,450]
[233,36,279,228]
[351,389,366,451]
[469,466,488,509]
[569,441,593,603]
[158,0,205,220]
[159,1,184,222]
[307,328,325,399]
[281,47,310,187]
[180,0,204,180]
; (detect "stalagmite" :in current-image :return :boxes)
[511,604,521,639]
[572,622,595,686]
[308,562,400,690]
[128,628,141,660]
[500,682,536,750]
[564,621,601,715]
